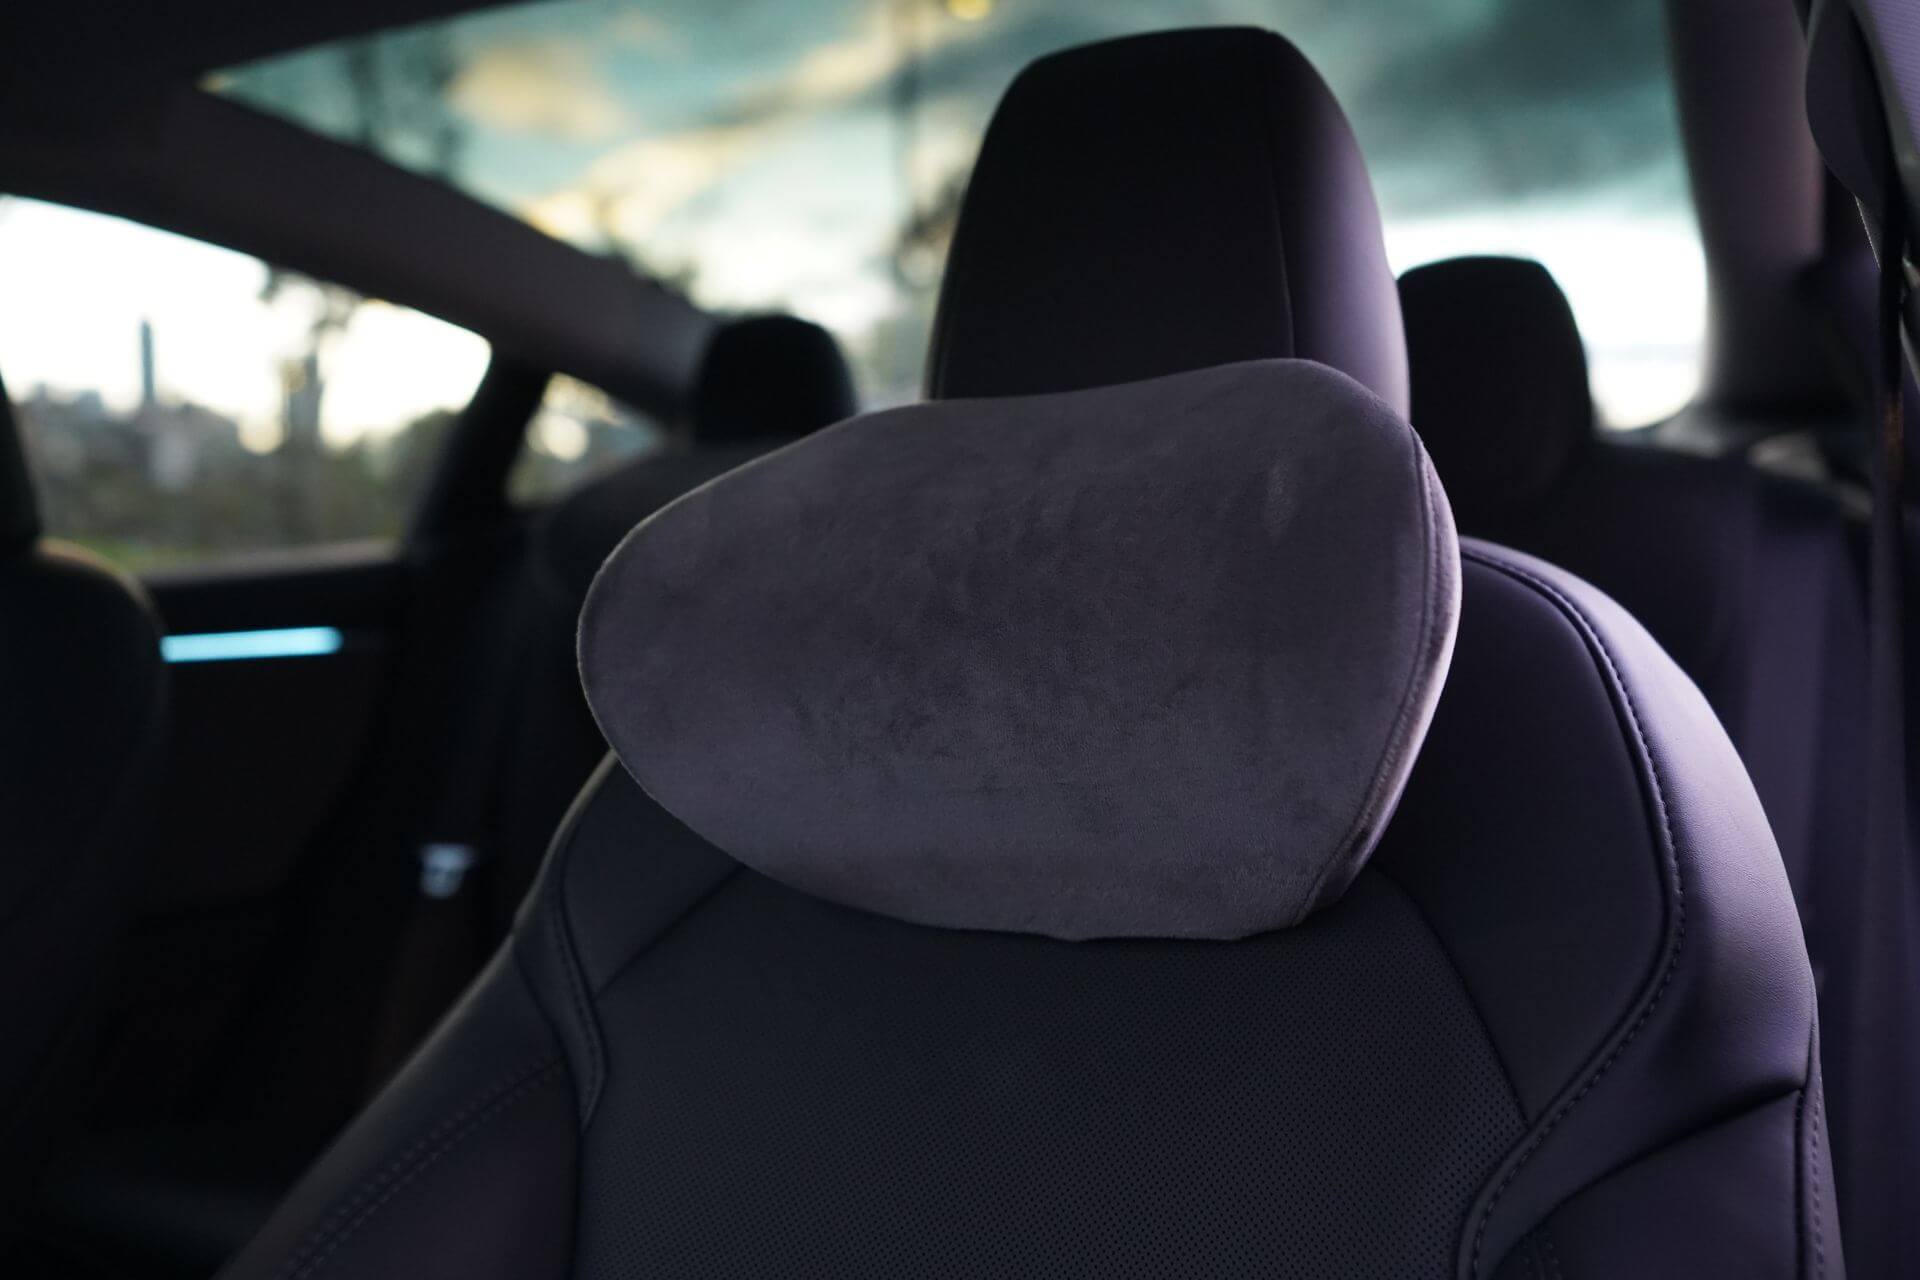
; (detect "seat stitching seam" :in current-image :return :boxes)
[1372,864,1528,1125]
[271,1057,562,1280]
[1459,548,1687,1279]
[592,865,742,997]
[547,814,605,1125]
[1812,1087,1827,1279]
[1809,1043,1827,1280]
[1495,1081,1802,1245]
[1540,1229,1564,1280]
[1793,1047,1810,1279]
[284,1062,564,1280]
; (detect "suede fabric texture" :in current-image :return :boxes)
[580,360,1460,940]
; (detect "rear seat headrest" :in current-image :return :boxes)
[580,360,1459,941]
[691,314,857,446]
[0,368,41,554]
[1398,257,1592,522]
[927,27,1407,415]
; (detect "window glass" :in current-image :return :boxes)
[507,372,670,504]
[218,0,1703,427]
[0,198,490,572]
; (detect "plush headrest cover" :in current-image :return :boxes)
[0,368,41,554]
[926,28,1407,416]
[1398,257,1592,522]
[692,314,857,446]
[581,360,1459,940]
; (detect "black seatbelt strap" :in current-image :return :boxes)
[1785,5,1920,1270]
[1866,191,1907,854]
[1837,185,1920,1276]
[364,544,535,1087]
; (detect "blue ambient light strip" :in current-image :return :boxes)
[160,626,344,664]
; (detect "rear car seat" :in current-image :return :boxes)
[0,369,167,1249]
[1397,255,1868,906]
[218,29,1838,1280]
[485,312,856,928]
[1402,252,1886,1278]
[17,317,854,1279]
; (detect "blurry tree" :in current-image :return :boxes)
[247,28,474,553]
[853,165,970,404]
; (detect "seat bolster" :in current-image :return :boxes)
[217,756,736,1278]
[1487,1075,1835,1280]
[215,949,576,1280]
[1,541,165,904]
[512,754,739,1126]
[0,541,166,1174]
[1456,541,1819,1277]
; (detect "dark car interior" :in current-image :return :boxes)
[3,0,1919,1276]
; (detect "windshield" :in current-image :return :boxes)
[215,0,1702,426]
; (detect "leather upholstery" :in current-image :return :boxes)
[1400,251,1869,1280]
[218,28,1837,1280]
[691,314,857,447]
[1396,542,1820,1274]
[0,373,167,1198]
[927,27,1408,415]
[220,540,1835,1280]
[487,316,857,926]
[214,951,576,1280]
[1399,256,1592,518]
[1397,255,1865,905]
[28,315,857,1280]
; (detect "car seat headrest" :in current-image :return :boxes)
[0,368,41,554]
[926,27,1408,416]
[692,314,857,446]
[1398,256,1593,521]
[580,359,1459,941]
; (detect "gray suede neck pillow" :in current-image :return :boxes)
[580,359,1460,940]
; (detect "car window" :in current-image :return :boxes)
[0,197,490,573]
[507,372,670,505]
[215,0,1702,429]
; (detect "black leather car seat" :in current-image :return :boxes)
[0,369,166,1204]
[11,317,853,1280]
[219,29,1838,1280]
[1400,251,1881,1280]
[486,313,857,925]
[1397,255,1869,905]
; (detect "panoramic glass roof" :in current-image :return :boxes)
[215,0,1702,425]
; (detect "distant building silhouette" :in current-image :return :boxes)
[139,317,157,408]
